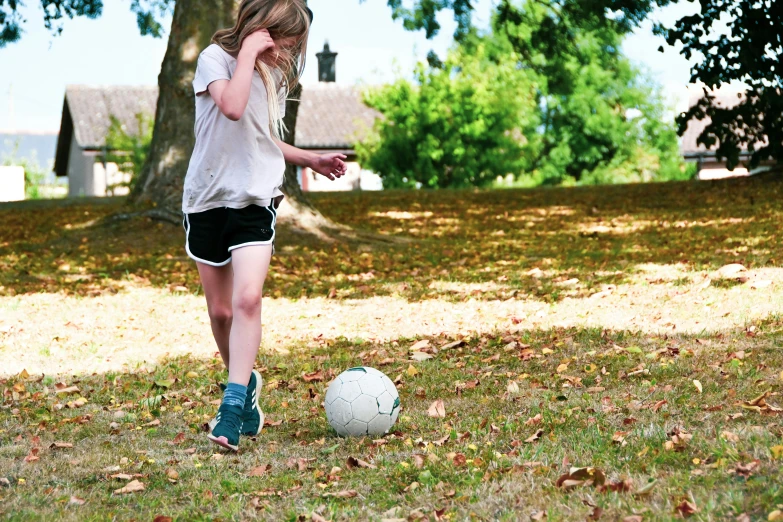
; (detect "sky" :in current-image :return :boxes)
[0,0,699,134]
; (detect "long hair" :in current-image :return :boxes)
[212,0,310,139]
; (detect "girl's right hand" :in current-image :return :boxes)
[240,29,275,59]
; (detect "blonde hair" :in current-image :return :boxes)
[212,0,310,139]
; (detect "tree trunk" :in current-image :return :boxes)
[131,0,338,236]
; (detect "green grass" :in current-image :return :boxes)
[2,175,783,520]
[2,323,783,520]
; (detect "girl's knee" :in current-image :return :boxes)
[233,290,262,316]
[209,306,233,325]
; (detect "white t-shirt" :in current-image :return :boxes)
[182,44,287,214]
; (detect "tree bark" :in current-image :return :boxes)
[131,0,337,236]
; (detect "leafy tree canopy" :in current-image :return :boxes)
[359,11,686,188]
[0,0,171,47]
[356,35,541,188]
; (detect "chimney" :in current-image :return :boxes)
[316,41,337,82]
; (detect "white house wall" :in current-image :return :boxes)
[67,138,97,197]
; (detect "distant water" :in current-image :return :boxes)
[0,133,58,169]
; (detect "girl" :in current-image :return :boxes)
[183,0,347,451]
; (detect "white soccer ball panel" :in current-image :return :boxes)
[340,368,367,383]
[324,380,342,406]
[358,374,387,397]
[345,419,368,436]
[351,394,379,423]
[363,366,384,376]
[329,418,350,437]
[376,391,395,415]
[339,381,363,403]
[383,376,399,398]
[367,414,392,435]
[327,398,353,426]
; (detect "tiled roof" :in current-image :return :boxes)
[65,85,159,149]
[294,83,381,149]
[63,83,380,151]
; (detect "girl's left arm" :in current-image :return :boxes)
[273,140,348,181]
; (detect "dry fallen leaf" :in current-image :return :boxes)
[439,340,465,350]
[524,429,544,443]
[406,365,419,377]
[248,465,271,477]
[721,430,740,443]
[303,371,324,382]
[733,460,760,477]
[524,413,543,426]
[432,434,450,446]
[612,431,628,446]
[410,352,434,362]
[50,442,73,449]
[24,448,40,463]
[55,384,80,395]
[411,454,426,469]
[346,456,376,470]
[113,480,145,495]
[741,390,783,414]
[675,500,698,518]
[693,380,703,393]
[664,427,692,451]
[555,467,606,489]
[69,496,86,505]
[410,339,430,351]
[427,400,446,418]
[323,490,358,498]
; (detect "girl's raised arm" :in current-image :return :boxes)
[208,29,275,121]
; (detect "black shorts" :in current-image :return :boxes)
[183,203,278,266]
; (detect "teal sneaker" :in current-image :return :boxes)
[241,370,265,436]
[208,370,265,436]
[207,403,244,451]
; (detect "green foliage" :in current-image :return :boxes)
[389,0,780,176]
[359,11,687,188]
[102,113,154,194]
[497,1,686,186]
[0,0,171,47]
[356,37,540,189]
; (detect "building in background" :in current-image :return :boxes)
[52,41,383,197]
[295,81,382,192]
[681,86,776,180]
[53,86,156,197]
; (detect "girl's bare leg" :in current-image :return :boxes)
[227,244,273,386]
[196,262,234,367]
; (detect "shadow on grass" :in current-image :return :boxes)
[2,316,782,520]
[1,173,781,301]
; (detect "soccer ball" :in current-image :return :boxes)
[324,367,401,437]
